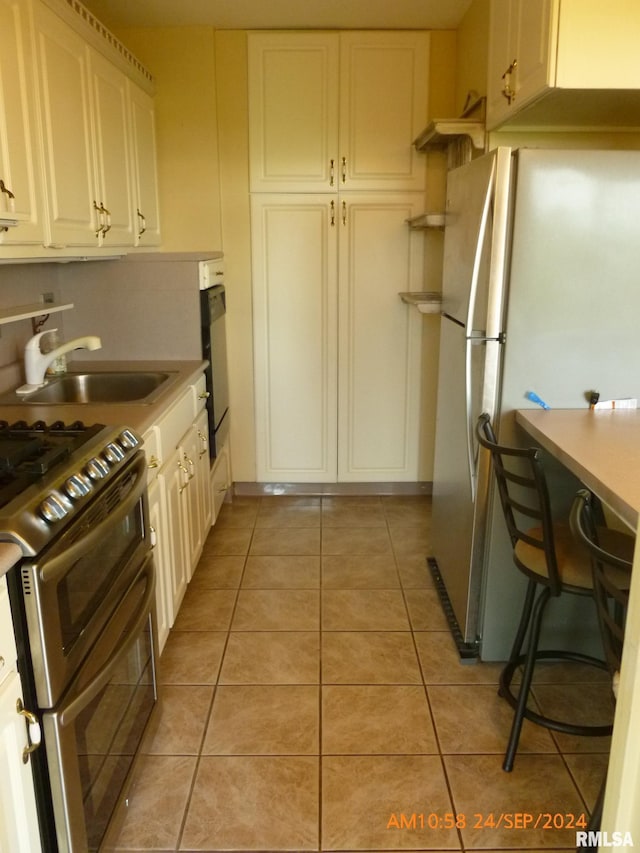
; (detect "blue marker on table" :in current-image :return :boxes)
[525,390,551,410]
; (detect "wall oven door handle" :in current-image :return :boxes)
[38,454,147,585]
[57,555,155,728]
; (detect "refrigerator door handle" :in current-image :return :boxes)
[465,160,496,334]
[464,161,496,501]
[465,337,478,502]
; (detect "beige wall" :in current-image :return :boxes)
[115,26,223,252]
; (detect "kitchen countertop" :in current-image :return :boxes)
[516,407,640,530]
[0,359,208,438]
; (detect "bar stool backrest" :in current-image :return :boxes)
[476,413,561,594]
[570,489,632,680]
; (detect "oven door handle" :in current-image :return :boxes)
[57,555,155,728]
[38,454,147,585]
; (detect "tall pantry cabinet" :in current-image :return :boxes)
[249,31,430,482]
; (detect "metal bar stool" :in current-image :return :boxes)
[476,414,630,772]
[570,489,633,847]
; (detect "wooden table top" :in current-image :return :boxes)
[515,408,640,530]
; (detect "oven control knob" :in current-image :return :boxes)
[118,429,139,450]
[64,473,92,500]
[39,494,68,524]
[103,442,125,464]
[86,456,109,480]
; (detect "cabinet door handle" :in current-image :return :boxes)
[329,159,335,187]
[137,207,146,237]
[184,453,195,479]
[501,58,518,104]
[149,524,157,548]
[342,200,347,225]
[197,429,208,457]
[93,200,104,236]
[330,200,335,226]
[341,156,347,183]
[178,459,190,493]
[0,178,15,199]
[101,204,111,235]
[147,455,160,469]
[17,699,42,764]
[198,390,210,399]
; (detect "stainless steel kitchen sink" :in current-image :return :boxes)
[0,371,179,405]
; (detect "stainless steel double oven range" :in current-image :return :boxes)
[1,418,158,851]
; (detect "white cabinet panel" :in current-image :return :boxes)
[89,49,135,246]
[249,31,429,193]
[128,82,161,246]
[251,194,339,481]
[337,194,425,481]
[0,0,44,246]
[248,32,339,192]
[33,1,97,247]
[251,193,424,483]
[338,32,429,191]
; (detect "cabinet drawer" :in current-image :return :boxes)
[153,387,193,462]
[0,578,17,686]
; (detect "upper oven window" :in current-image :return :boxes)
[57,501,143,653]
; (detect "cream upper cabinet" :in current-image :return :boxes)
[338,33,429,191]
[128,82,161,246]
[88,49,136,246]
[32,0,98,247]
[248,31,429,192]
[0,0,44,246]
[248,33,339,192]
[487,0,640,129]
[251,192,424,483]
[1,0,160,258]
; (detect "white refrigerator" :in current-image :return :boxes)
[430,147,640,661]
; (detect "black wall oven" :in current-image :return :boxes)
[2,421,158,852]
[200,282,230,460]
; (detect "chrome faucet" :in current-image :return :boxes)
[18,330,102,393]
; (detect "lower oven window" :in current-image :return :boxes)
[44,559,158,852]
[79,614,155,851]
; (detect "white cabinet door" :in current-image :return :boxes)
[178,423,203,578]
[32,1,98,247]
[338,32,429,191]
[194,408,213,537]
[248,31,429,193]
[147,475,172,653]
[88,49,135,247]
[248,32,339,192]
[251,194,339,481]
[165,446,189,624]
[211,438,231,522]
[0,672,42,853]
[251,192,424,483]
[337,193,424,481]
[487,0,556,128]
[128,82,161,246]
[0,0,44,246]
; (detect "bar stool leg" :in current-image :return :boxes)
[503,586,551,772]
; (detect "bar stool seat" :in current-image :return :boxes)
[476,414,632,772]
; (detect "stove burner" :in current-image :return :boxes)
[0,421,104,511]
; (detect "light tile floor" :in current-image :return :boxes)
[104,495,612,852]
